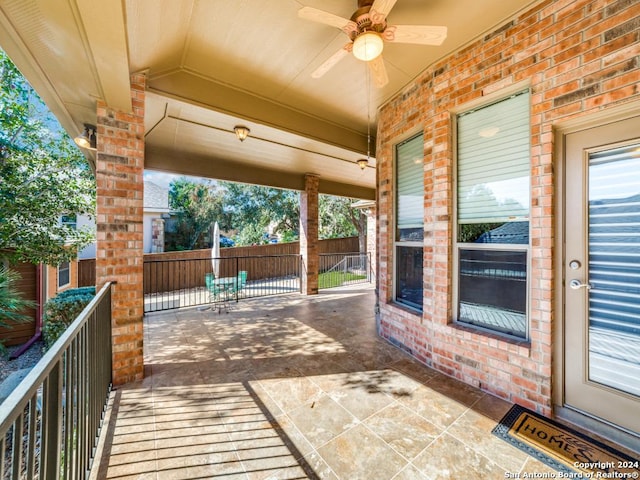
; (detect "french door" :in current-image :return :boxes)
[564,115,640,435]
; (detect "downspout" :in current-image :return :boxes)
[9,263,44,359]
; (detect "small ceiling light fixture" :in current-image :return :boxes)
[352,31,384,62]
[74,124,97,150]
[234,125,250,142]
[357,158,368,170]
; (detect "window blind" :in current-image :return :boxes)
[457,91,530,223]
[396,134,424,230]
[588,144,640,336]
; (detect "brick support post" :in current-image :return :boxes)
[366,205,377,280]
[300,174,319,295]
[95,74,145,385]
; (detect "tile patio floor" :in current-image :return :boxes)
[90,285,604,479]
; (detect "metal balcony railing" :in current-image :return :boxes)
[0,282,114,480]
[143,255,302,312]
[319,252,372,289]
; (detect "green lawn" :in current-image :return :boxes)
[318,271,367,289]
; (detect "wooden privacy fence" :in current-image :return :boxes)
[0,262,37,346]
[143,236,360,262]
[143,254,301,295]
[143,236,362,294]
[78,258,96,287]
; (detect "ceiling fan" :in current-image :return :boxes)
[299,0,447,88]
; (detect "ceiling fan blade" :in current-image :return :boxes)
[384,25,447,45]
[311,45,351,79]
[298,6,355,32]
[370,0,398,23]
[368,56,389,88]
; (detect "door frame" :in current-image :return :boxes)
[553,100,640,447]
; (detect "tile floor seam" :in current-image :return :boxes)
[360,399,444,460]
[392,397,483,475]
[243,394,340,480]
[296,446,340,480]
[149,313,179,479]
[388,462,423,480]
[205,383,246,473]
[305,377,397,419]
[315,422,410,480]
[294,392,361,447]
[438,404,517,476]
[442,429,511,476]
[359,411,429,466]
[232,377,324,479]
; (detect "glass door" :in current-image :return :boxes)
[564,116,640,435]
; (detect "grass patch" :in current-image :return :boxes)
[319,271,367,289]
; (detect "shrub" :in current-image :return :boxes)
[42,287,95,349]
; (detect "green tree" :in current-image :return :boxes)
[319,195,363,237]
[0,266,34,325]
[0,49,95,265]
[319,195,366,253]
[222,183,299,245]
[221,183,366,247]
[169,178,229,250]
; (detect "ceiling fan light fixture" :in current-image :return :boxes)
[352,31,384,61]
[234,125,250,142]
[357,158,368,170]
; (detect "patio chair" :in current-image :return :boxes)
[205,272,230,309]
[225,270,246,299]
[231,270,247,298]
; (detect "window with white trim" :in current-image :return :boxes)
[395,133,424,311]
[455,90,530,339]
[58,261,70,288]
[61,214,77,230]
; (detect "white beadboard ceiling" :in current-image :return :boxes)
[0,0,540,199]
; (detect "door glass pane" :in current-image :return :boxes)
[588,143,640,397]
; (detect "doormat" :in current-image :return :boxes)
[492,405,640,475]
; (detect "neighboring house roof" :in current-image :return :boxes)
[475,221,529,244]
[144,181,170,213]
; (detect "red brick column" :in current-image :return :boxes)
[366,205,377,280]
[95,74,145,385]
[300,174,319,295]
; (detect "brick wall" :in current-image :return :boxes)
[377,0,639,415]
[366,206,377,279]
[95,74,146,385]
[300,174,320,295]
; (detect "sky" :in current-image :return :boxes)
[143,170,211,190]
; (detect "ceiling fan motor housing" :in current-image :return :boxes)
[349,5,387,41]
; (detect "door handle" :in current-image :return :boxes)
[569,279,592,290]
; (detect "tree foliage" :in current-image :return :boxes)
[221,183,300,244]
[169,178,229,250]
[0,266,36,356]
[0,266,34,327]
[166,178,367,249]
[0,50,95,265]
[319,195,363,239]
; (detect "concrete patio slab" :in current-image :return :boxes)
[90,285,630,479]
